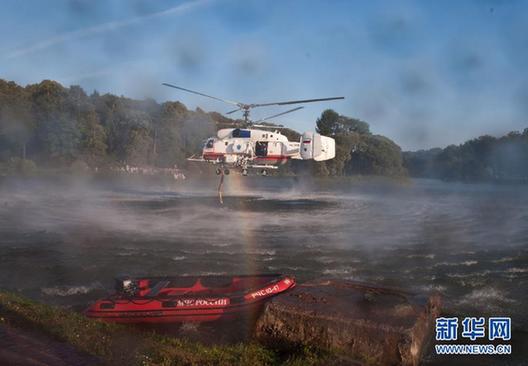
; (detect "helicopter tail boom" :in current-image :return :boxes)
[299,132,335,161]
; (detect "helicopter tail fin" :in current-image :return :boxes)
[300,132,335,161]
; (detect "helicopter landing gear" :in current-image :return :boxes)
[242,169,248,176]
[224,169,230,175]
[261,169,268,176]
[215,168,222,175]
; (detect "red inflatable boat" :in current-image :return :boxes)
[85,274,295,323]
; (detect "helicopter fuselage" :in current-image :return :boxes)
[188,127,335,175]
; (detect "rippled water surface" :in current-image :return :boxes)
[1,177,527,355]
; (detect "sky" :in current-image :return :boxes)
[1,0,527,150]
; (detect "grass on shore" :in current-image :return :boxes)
[0,291,333,366]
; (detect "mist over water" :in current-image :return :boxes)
[0,176,527,333]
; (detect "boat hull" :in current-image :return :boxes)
[86,274,295,323]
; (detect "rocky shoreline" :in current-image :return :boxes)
[256,279,441,366]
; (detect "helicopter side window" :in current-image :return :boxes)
[255,141,268,157]
[232,129,251,138]
[205,139,214,148]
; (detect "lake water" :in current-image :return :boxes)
[0,176,527,363]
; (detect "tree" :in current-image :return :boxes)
[28,80,82,164]
[180,109,216,158]
[79,110,107,164]
[316,109,370,136]
[402,148,442,177]
[153,101,187,167]
[313,109,400,176]
[324,133,358,176]
[346,135,405,176]
[403,128,528,182]
[316,109,340,136]
[125,127,152,165]
[0,80,35,159]
[339,116,370,135]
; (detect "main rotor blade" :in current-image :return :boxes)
[226,108,241,114]
[162,83,240,106]
[251,124,288,129]
[252,96,344,108]
[254,106,304,123]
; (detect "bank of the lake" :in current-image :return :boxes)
[0,291,342,366]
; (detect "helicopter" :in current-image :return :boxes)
[162,83,344,176]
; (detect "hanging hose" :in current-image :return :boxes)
[217,170,224,204]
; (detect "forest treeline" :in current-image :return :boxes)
[0,79,216,171]
[0,79,406,177]
[301,109,406,177]
[3,78,525,182]
[403,130,528,182]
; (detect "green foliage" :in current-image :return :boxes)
[308,109,405,177]
[348,134,406,176]
[70,159,90,175]
[403,130,528,182]
[5,157,37,175]
[0,80,34,160]
[153,101,187,166]
[401,148,442,177]
[325,133,358,176]
[0,290,337,366]
[315,109,339,136]
[0,79,222,170]
[79,111,107,164]
[316,109,370,136]
[179,109,216,158]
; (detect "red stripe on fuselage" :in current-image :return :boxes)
[203,153,289,161]
[203,152,225,160]
[255,155,288,160]
[255,156,289,165]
